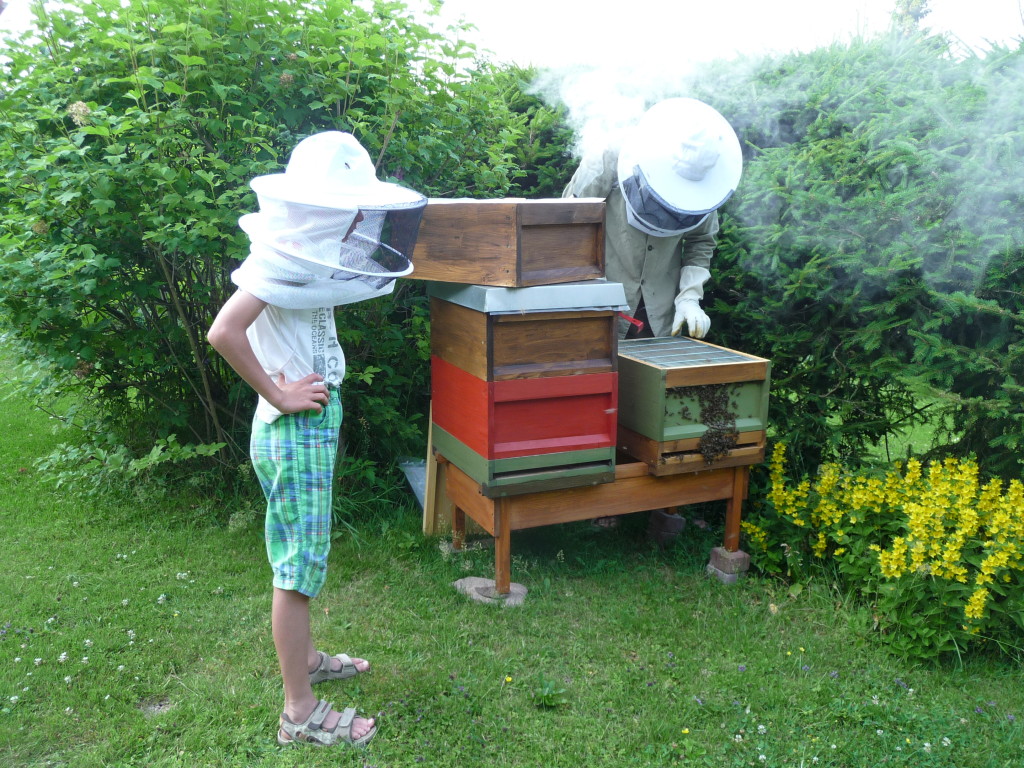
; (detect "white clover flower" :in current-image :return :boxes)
[758,724,767,734]
[734,734,743,742]
[127,630,136,641]
[14,657,21,663]
[9,695,18,704]
[758,755,766,762]
[84,640,93,648]
[122,599,129,607]
[81,657,88,664]
[877,729,884,736]
[117,665,125,672]
[157,594,167,604]
[34,658,42,666]
[64,675,72,683]
[58,652,68,663]
[923,743,932,753]
[812,757,819,764]
[942,737,952,747]
[175,572,189,580]
[72,581,79,588]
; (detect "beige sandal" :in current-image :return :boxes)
[278,700,377,747]
[309,651,367,684]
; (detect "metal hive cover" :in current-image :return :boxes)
[426,279,628,314]
[618,337,764,369]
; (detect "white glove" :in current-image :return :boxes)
[671,266,711,338]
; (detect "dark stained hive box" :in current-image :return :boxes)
[616,337,771,476]
[410,198,605,287]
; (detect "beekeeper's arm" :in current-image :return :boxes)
[672,210,720,338]
[562,148,619,199]
[207,289,329,414]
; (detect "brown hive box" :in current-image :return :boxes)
[409,198,605,287]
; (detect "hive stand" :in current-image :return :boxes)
[437,453,751,596]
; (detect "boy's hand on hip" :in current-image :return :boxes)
[273,372,330,414]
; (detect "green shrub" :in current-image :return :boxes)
[0,0,532,490]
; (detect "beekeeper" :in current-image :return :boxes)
[563,98,742,339]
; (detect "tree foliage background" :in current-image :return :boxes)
[0,0,572,494]
[691,34,1024,480]
[1,0,1022,500]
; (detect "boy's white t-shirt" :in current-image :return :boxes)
[246,304,345,424]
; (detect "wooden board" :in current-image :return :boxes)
[445,457,751,593]
[617,426,766,475]
[410,198,605,287]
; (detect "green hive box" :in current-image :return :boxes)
[616,337,771,475]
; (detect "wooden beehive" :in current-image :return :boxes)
[410,198,605,287]
[429,281,627,497]
[616,337,771,476]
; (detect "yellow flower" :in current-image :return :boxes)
[505,676,512,683]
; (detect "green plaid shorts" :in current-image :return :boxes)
[250,391,342,598]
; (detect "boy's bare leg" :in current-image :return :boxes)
[272,587,374,740]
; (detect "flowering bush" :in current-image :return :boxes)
[743,444,1024,661]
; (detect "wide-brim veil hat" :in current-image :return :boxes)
[249,130,425,210]
[617,98,742,215]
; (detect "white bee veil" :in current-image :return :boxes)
[232,132,426,309]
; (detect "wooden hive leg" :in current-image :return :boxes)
[708,466,752,584]
[494,497,512,595]
[723,466,747,552]
[452,505,466,551]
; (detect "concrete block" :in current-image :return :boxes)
[706,564,743,584]
[708,546,750,575]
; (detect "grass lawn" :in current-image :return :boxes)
[2,371,1023,767]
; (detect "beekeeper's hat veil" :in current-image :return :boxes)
[232,131,427,308]
[617,98,742,238]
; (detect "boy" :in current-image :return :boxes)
[208,131,426,747]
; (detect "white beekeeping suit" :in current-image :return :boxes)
[564,98,742,339]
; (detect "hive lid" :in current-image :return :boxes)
[619,337,769,369]
[427,279,628,314]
